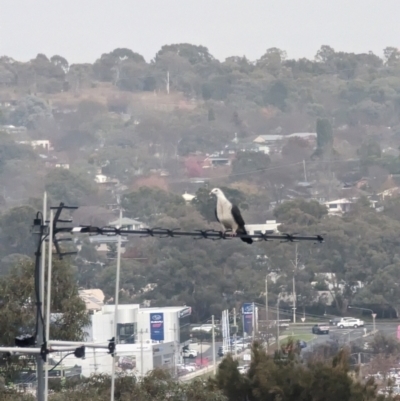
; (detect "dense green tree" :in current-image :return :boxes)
[214,342,378,401]
[0,205,37,259]
[231,151,271,178]
[45,169,97,206]
[121,187,185,223]
[313,117,333,157]
[9,95,53,129]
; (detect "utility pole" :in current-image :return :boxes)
[291,244,298,324]
[265,277,269,348]
[138,329,148,378]
[252,302,255,342]
[277,298,280,350]
[233,308,237,357]
[110,209,122,401]
[212,315,216,374]
[34,212,46,401]
[166,71,170,94]
[303,160,307,182]
[173,323,177,378]
[255,307,259,336]
[44,209,53,401]
[358,352,362,380]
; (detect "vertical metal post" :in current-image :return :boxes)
[140,329,144,377]
[265,277,269,348]
[110,209,122,401]
[252,302,255,342]
[277,299,280,349]
[40,192,47,320]
[372,313,376,334]
[358,353,362,380]
[233,308,237,357]
[292,243,298,324]
[212,315,216,374]
[173,323,177,378]
[36,217,45,401]
[44,210,53,401]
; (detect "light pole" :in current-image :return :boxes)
[348,306,376,334]
[290,244,299,324]
[277,297,281,349]
[265,277,269,347]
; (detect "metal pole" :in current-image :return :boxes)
[292,243,297,324]
[358,352,362,380]
[173,323,177,378]
[110,209,122,401]
[265,277,269,348]
[277,299,280,349]
[233,308,237,357]
[40,192,47,319]
[252,302,255,343]
[372,313,376,334]
[140,330,144,377]
[36,216,45,401]
[44,210,53,401]
[293,275,296,324]
[212,315,216,374]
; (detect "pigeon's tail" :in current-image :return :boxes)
[237,226,253,244]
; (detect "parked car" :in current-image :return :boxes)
[218,346,224,357]
[337,318,364,329]
[312,323,330,334]
[183,348,198,358]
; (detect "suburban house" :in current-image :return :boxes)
[246,220,281,237]
[324,198,354,215]
[0,124,27,134]
[79,288,105,313]
[94,174,108,184]
[55,162,70,169]
[182,192,195,203]
[17,139,51,151]
[324,197,378,215]
[88,235,129,255]
[253,132,316,144]
[203,156,231,168]
[108,217,145,231]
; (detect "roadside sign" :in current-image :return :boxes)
[243,354,251,361]
[301,317,305,322]
[372,313,377,319]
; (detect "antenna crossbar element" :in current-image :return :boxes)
[47,202,324,262]
[70,226,324,243]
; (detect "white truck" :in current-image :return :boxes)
[337,318,364,329]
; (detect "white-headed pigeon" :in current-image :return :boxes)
[210,188,253,244]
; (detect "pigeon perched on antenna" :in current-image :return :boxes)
[210,188,253,244]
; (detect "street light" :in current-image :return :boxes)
[348,306,376,334]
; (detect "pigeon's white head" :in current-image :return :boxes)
[210,188,225,198]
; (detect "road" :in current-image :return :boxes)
[292,322,399,350]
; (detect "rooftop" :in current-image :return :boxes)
[109,217,144,226]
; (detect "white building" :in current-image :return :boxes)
[108,217,145,231]
[324,198,354,215]
[60,304,192,377]
[246,220,281,237]
[17,139,51,150]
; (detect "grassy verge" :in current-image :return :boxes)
[282,334,314,343]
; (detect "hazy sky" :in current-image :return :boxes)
[1,0,399,64]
